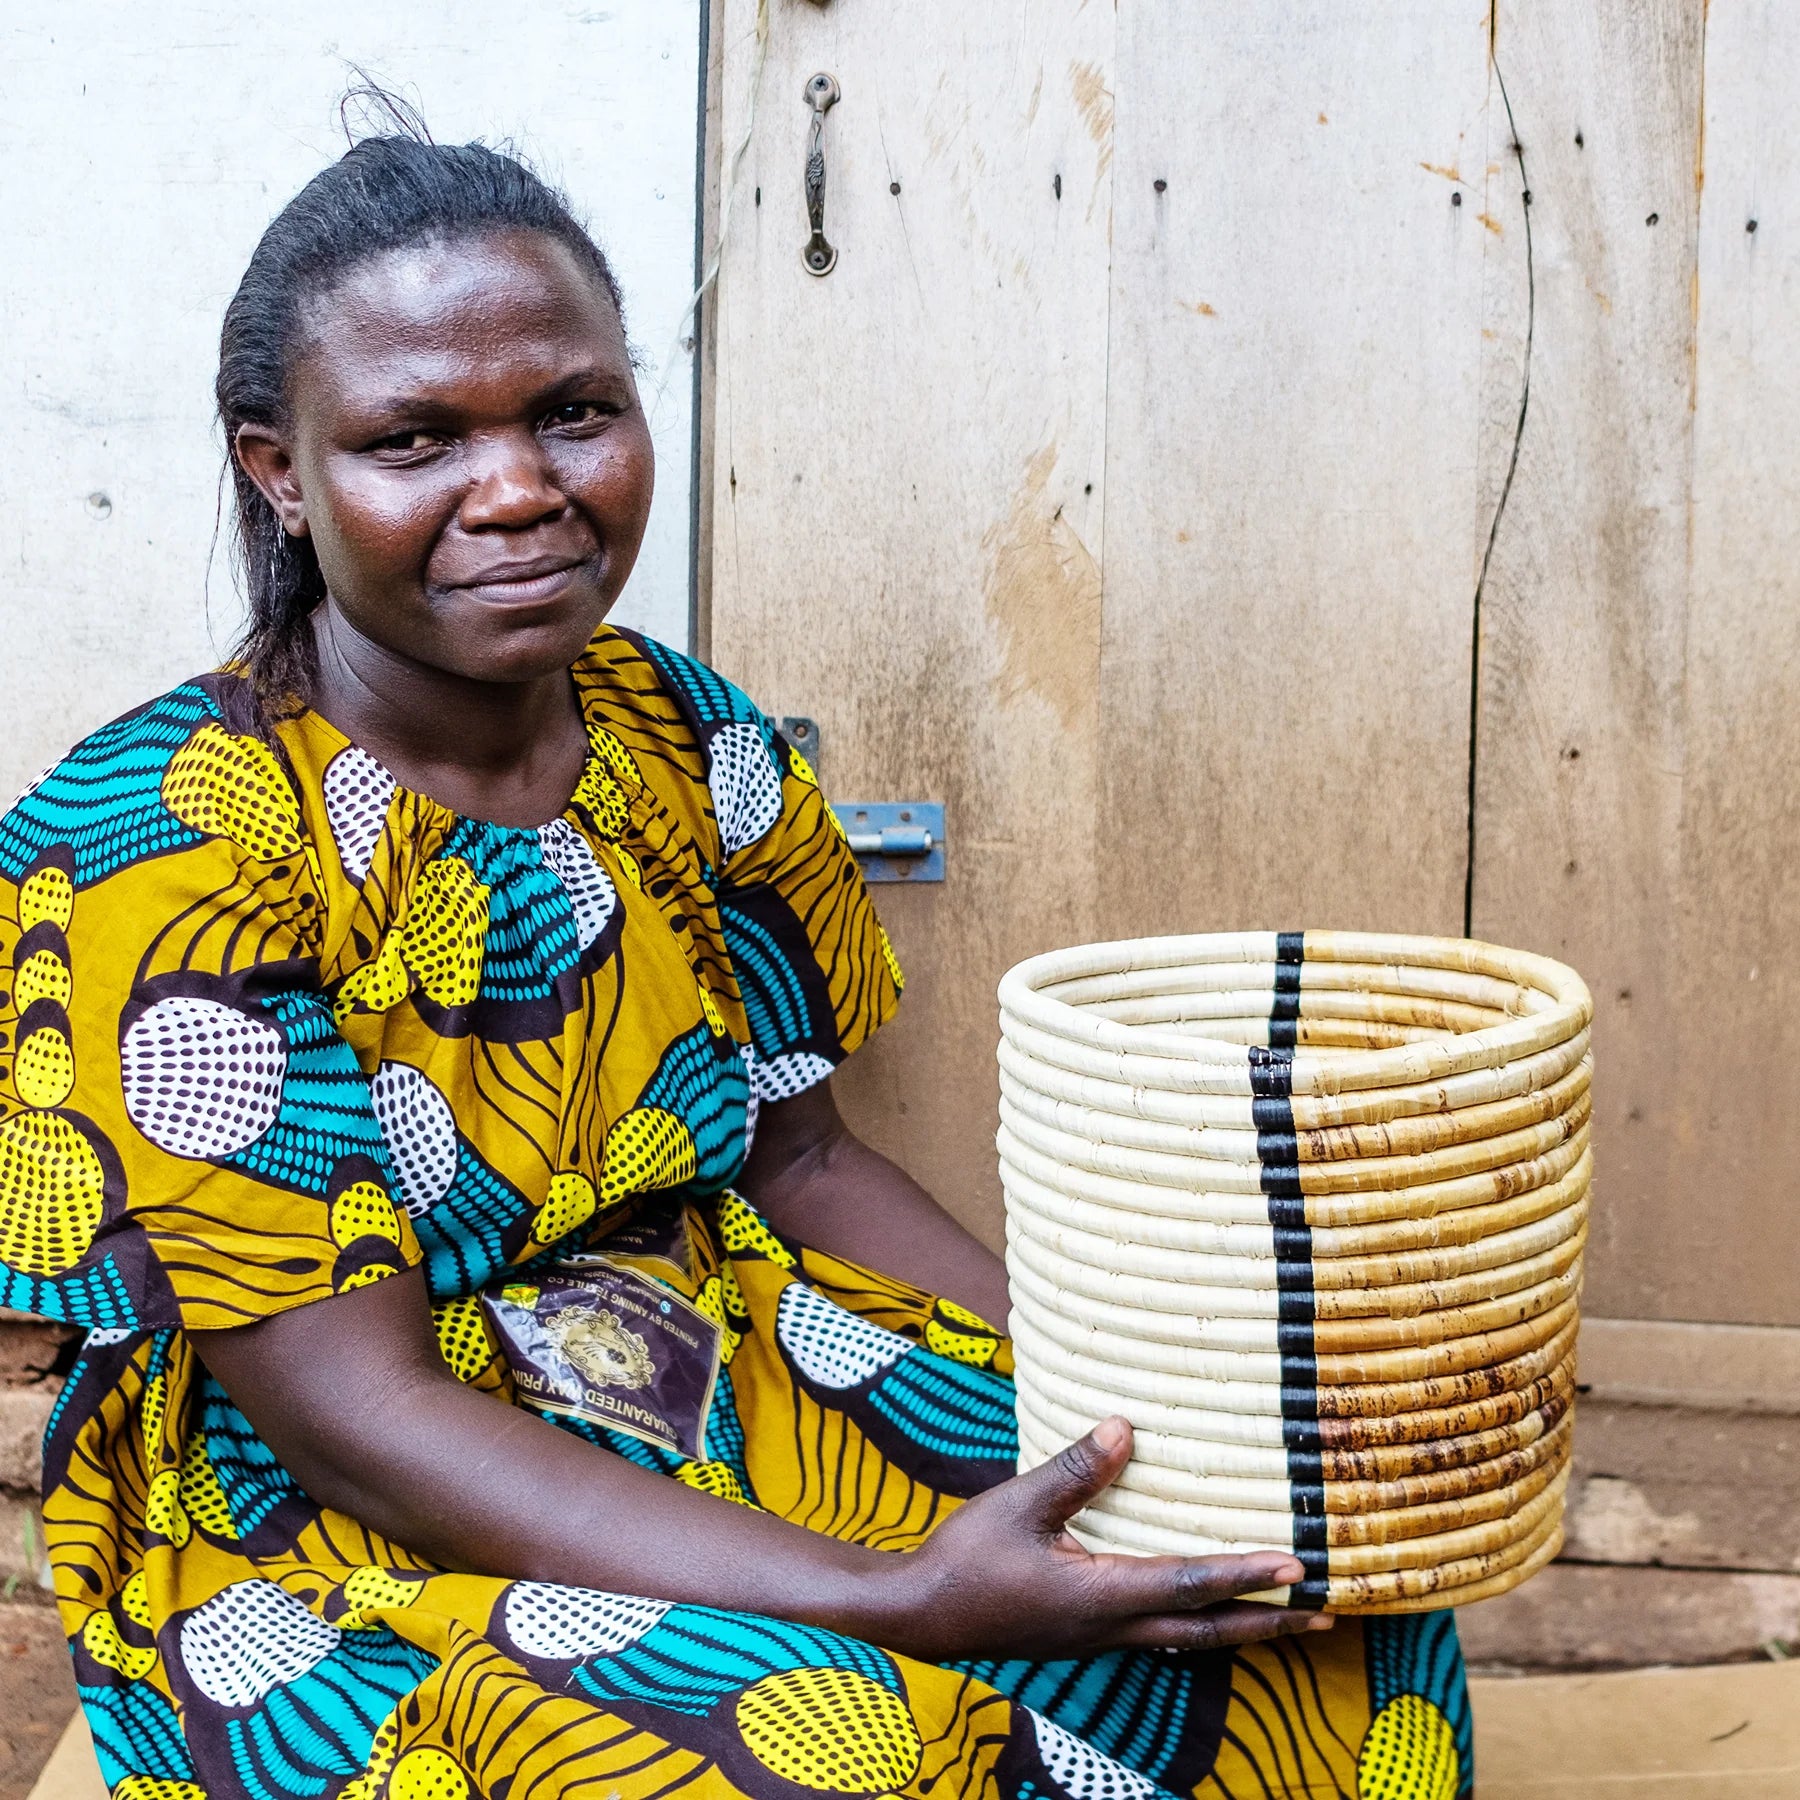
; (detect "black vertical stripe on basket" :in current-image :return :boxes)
[1268,929,1304,1049]
[1253,937,1327,1605]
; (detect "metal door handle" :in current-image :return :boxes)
[802,72,839,275]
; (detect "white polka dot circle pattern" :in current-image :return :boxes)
[368,1062,459,1216]
[776,1282,912,1390]
[1028,1711,1163,1800]
[536,819,619,950]
[749,1050,836,1104]
[121,997,286,1159]
[501,1582,671,1660]
[740,1045,761,1156]
[178,1579,342,1707]
[707,722,783,860]
[322,746,398,883]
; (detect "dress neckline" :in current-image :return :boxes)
[292,662,610,836]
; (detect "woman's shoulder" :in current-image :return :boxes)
[576,627,801,863]
[576,625,773,747]
[0,671,307,893]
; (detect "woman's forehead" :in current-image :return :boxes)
[292,231,627,402]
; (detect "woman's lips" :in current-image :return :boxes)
[449,556,590,607]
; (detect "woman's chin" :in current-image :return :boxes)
[442,601,615,685]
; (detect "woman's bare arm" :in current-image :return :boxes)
[737,1080,1010,1328]
[194,1267,1325,1659]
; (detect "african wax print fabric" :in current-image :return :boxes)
[0,627,1473,1800]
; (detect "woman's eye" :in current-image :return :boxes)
[371,430,443,455]
[545,401,613,430]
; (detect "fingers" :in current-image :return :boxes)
[1109,1603,1335,1654]
[1089,1548,1310,1616]
[1006,1418,1135,1534]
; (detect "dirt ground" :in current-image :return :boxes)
[0,1599,75,1800]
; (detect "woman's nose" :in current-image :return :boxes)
[458,431,568,529]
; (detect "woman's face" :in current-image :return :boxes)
[239,228,655,686]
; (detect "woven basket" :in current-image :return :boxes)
[998,930,1592,1614]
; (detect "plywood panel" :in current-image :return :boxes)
[0,2,700,801]
[707,2,1115,1243]
[1467,0,1703,1317]
[1097,5,1495,939]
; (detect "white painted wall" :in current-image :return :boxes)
[0,2,701,798]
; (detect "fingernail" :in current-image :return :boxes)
[1270,1559,1306,1587]
[1307,1614,1336,1631]
[1092,1417,1129,1454]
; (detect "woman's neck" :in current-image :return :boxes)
[307,603,592,828]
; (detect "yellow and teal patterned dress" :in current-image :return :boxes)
[0,626,1472,1800]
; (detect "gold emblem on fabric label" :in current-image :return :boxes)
[482,1258,721,1459]
[540,1301,657,1390]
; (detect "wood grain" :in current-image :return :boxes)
[707,1,1115,1244]
[1097,4,1493,942]
[1468,1,1708,1321]
[1669,0,1800,1325]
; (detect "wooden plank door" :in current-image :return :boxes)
[707,3,1499,1245]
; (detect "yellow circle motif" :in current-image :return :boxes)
[925,1318,997,1369]
[433,1294,497,1383]
[13,949,72,1011]
[936,1296,997,1333]
[15,1025,75,1108]
[337,1262,399,1294]
[113,1775,206,1800]
[877,925,904,991]
[787,749,819,789]
[735,1667,922,1792]
[1356,1694,1461,1800]
[388,1748,470,1800]
[401,860,489,1009]
[82,1610,156,1682]
[717,1192,795,1268]
[18,866,73,932]
[600,1108,697,1205]
[120,1571,154,1629]
[177,1436,239,1541]
[140,1373,169,1457]
[342,1566,423,1616]
[613,846,643,890]
[144,1469,190,1546]
[570,751,631,840]
[530,1170,598,1247]
[161,723,306,862]
[677,1460,758,1507]
[330,1181,404,1249]
[0,1111,106,1276]
[697,983,728,1037]
[592,727,644,791]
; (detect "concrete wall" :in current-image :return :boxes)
[0,1,701,800]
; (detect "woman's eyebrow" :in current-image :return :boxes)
[530,364,631,404]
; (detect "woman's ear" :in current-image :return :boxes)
[234,423,311,539]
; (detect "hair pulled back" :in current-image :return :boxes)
[217,103,625,717]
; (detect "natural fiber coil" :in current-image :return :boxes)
[1000,930,1591,1612]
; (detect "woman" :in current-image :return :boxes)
[1,130,1472,1800]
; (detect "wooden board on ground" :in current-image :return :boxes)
[1472,1657,1800,1797]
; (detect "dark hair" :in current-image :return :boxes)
[217,100,626,718]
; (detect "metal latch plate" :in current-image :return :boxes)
[832,802,945,882]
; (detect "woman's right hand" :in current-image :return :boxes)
[881,1416,1333,1663]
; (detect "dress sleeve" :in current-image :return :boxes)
[713,723,904,1104]
[0,701,419,1331]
